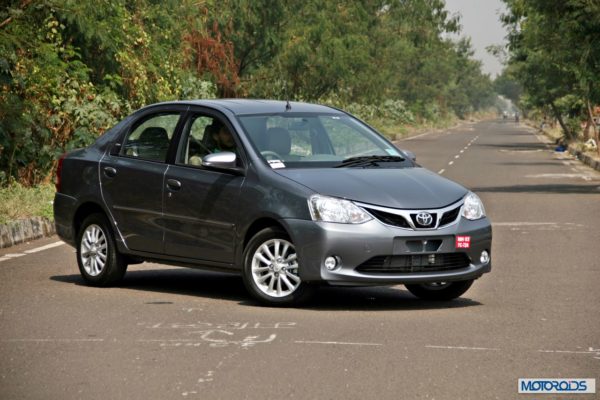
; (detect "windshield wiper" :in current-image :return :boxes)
[334,155,405,168]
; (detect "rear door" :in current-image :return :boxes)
[100,107,186,253]
[162,111,245,263]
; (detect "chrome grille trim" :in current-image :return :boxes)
[357,199,464,230]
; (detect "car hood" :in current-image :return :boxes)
[275,167,467,209]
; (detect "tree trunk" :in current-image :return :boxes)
[583,118,591,141]
[585,99,597,141]
[583,100,593,140]
[550,101,573,141]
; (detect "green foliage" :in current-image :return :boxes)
[343,100,415,126]
[502,0,600,141]
[494,67,522,105]
[0,0,215,186]
[0,0,495,187]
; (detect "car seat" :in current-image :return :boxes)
[137,127,170,161]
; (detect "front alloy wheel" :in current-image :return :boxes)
[242,227,315,306]
[251,238,300,297]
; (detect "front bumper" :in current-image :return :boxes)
[283,217,492,286]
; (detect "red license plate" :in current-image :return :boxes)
[455,236,471,249]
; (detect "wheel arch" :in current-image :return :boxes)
[72,201,109,239]
[242,217,289,252]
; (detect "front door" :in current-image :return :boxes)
[162,113,244,263]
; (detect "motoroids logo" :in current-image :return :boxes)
[518,379,596,394]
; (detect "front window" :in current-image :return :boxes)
[175,113,242,168]
[237,113,414,169]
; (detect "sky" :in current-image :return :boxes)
[443,0,508,77]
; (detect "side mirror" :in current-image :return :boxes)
[202,151,237,169]
[403,150,416,162]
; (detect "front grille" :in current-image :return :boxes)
[439,206,461,227]
[356,253,471,274]
[365,208,411,228]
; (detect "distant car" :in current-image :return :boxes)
[54,100,492,306]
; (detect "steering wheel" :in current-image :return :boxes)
[260,150,283,161]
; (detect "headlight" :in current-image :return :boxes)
[308,195,372,224]
[461,192,486,220]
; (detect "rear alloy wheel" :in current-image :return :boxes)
[76,213,127,286]
[242,227,314,306]
[405,279,474,301]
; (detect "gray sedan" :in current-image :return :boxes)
[54,100,492,306]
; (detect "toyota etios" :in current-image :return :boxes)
[54,100,492,306]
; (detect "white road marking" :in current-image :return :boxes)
[493,221,584,232]
[460,150,464,153]
[295,340,382,346]
[538,349,600,355]
[448,161,454,165]
[438,169,445,174]
[24,241,65,254]
[525,173,596,180]
[493,222,559,226]
[0,254,26,262]
[454,155,460,159]
[402,131,434,141]
[426,345,500,351]
[0,241,65,263]
[4,338,104,342]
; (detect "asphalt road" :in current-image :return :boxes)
[1,120,599,399]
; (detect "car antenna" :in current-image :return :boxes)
[282,73,291,111]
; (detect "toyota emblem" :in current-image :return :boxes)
[416,212,433,227]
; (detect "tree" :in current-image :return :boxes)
[502,0,600,147]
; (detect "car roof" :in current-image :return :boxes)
[147,99,343,116]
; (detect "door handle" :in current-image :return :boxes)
[166,179,182,190]
[103,166,117,178]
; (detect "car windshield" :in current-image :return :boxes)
[237,113,415,169]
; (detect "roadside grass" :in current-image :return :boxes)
[0,182,55,225]
[372,114,460,140]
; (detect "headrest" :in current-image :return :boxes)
[139,127,168,145]
[266,127,291,155]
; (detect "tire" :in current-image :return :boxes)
[76,213,127,286]
[242,227,315,306]
[405,280,474,301]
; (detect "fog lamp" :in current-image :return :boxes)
[324,256,338,271]
[480,250,490,265]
